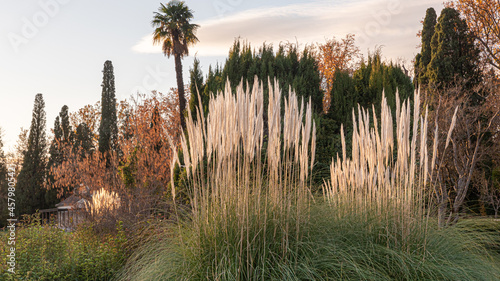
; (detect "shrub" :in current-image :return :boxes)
[0,214,126,280]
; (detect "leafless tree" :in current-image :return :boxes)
[427,77,500,226]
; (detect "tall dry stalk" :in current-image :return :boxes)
[170,77,316,279]
[86,187,121,227]
[323,89,458,243]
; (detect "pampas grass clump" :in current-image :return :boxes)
[118,81,500,281]
[323,90,430,246]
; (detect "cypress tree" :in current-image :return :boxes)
[427,7,481,90]
[98,60,118,155]
[203,65,223,102]
[47,105,72,201]
[327,71,356,125]
[150,105,163,152]
[222,40,244,85]
[74,123,94,158]
[17,93,49,215]
[354,51,413,109]
[294,48,323,113]
[121,109,134,142]
[189,57,207,122]
[60,105,71,142]
[415,8,437,87]
[203,39,323,114]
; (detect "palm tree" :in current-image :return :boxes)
[152,1,199,131]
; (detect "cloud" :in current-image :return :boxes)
[132,0,443,61]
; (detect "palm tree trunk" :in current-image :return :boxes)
[174,53,186,131]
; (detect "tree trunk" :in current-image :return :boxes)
[438,199,447,228]
[437,184,449,228]
[174,53,186,131]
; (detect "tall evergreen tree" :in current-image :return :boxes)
[415,8,437,87]
[203,64,224,101]
[59,105,71,142]
[98,60,118,155]
[201,39,323,114]
[354,51,413,109]
[47,105,72,201]
[150,105,163,153]
[294,48,323,113]
[188,57,207,122]
[328,71,356,125]
[317,51,413,176]
[74,123,94,158]
[17,93,49,215]
[427,7,481,90]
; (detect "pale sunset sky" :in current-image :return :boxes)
[0,0,444,152]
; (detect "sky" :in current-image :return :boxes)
[0,0,444,153]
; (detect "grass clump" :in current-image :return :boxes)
[0,214,126,281]
[120,78,316,280]
[118,79,500,280]
[119,201,500,280]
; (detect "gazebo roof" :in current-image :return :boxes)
[55,194,88,209]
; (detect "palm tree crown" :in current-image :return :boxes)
[152,1,199,58]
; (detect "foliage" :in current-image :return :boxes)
[426,7,482,90]
[152,0,199,131]
[354,50,414,109]
[188,57,207,123]
[327,70,356,124]
[316,51,413,174]
[16,93,50,215]
[69,101,101,147]
[447,0,500,72]
[98,60,118,156]
[315,34,361,112]
[0,214,126,281]
[313,115,342,181]
[51,90,180,231]
[193,39,323,115]
[47,105,73,201]
[415,7,437,87]
[118,202,500,281]
[73,122,95,158]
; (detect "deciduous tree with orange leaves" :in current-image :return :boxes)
[50,89,181,228]
[446,0,500,72]
[315,34,360,112]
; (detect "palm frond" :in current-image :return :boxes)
[151,1,198,58]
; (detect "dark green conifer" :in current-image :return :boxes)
[74,123,94,158]
[427,7,481,90]
[415,8,437,87]
[188,57,207,122]
[17,93,49,215]
[46,105,72,201]
[98,60,118,156]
